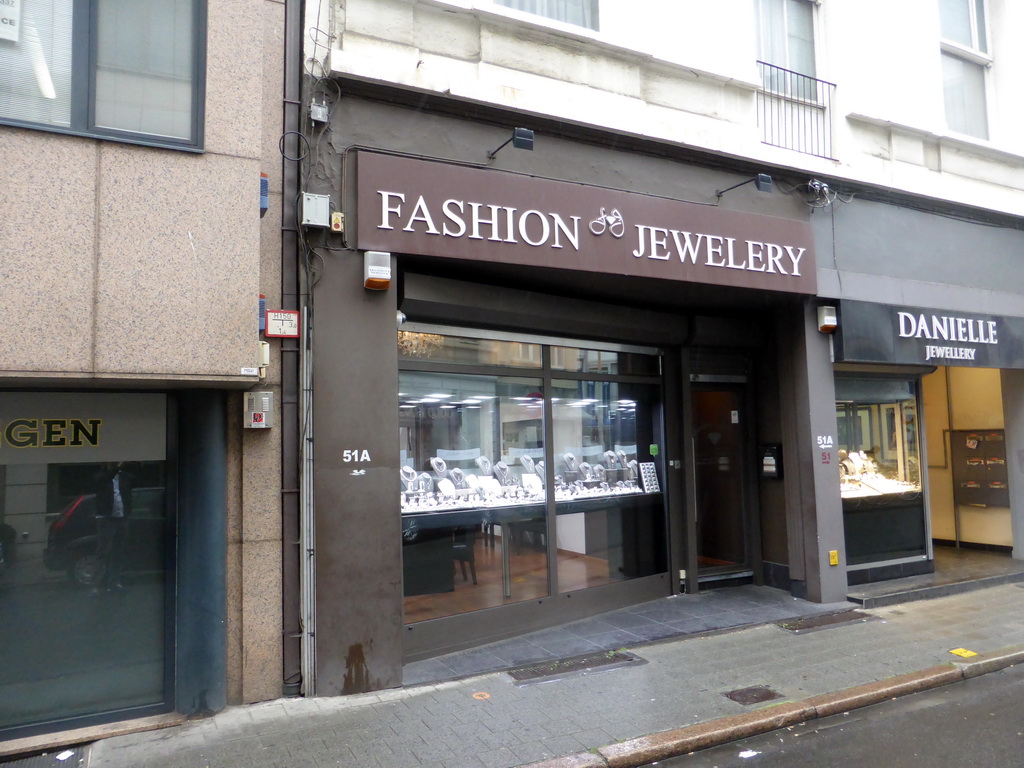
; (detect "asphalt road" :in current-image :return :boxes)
[651,663,1024,767]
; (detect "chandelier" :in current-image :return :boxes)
[397,331,444,357]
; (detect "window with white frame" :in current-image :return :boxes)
[939,0,989,139]
[493,0,599,31]
[0,0,206,149]
[755,0,816,77]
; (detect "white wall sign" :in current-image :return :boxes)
[0,0,20,43]
[265,309,300,338]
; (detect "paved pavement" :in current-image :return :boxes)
[82,581,1024,768]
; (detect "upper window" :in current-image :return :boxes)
[755,0,816,77]
[0,0,206,149]
[493,0,599,31]
[939,0,989,139]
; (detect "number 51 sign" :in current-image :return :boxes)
[817,435,834,465]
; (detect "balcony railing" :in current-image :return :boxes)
[756,61,836,160]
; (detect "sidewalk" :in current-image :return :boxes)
[83,582,1024,768]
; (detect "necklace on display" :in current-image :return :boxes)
[578,462,592,480]
[450,467,465,488]
[493,461,510,485]
[604,450,618,468]
[430,456,447,475]
[520,455,535,474]
[563,453,577,472]
[401,465,417,488]
[475,456,492,476]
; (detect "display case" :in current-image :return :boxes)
[951,430,1009,508]
[835,376,927,566]
[398,330,666,619]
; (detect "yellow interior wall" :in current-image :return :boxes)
[923,367,1012,547]
[922,369,955,540]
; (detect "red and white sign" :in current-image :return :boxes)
[264,310,300,338]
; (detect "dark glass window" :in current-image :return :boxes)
[0,392,171,735]
[0,0,205,148]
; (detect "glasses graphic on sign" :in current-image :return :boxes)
[589,207,625,238]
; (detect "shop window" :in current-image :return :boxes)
[0,0,206,149]
[551,379,665,590]
[835,377,927,566]
[939,0,990,139]
[493,0,599,30]
[398,330,541,368]
[399,332,666,624]
[400,371,549,620]
[0,392,171,736]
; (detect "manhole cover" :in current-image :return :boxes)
[508,650,643,684]
[777,610,874,633]
[723,686,782,706]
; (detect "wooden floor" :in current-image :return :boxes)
[404,534,615,624]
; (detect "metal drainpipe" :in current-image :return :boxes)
[280,0,304,697]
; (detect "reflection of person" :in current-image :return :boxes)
[93,462,134,592]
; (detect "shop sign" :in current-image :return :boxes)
[0,393,166,463]
[0,0,20,44]
[836,300,1024,369]
[355,153,816,295]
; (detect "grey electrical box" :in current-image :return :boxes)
[310,102,329,122]
[244,391,274,429]
[301,193,331,228]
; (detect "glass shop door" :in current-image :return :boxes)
[692,386,751,574]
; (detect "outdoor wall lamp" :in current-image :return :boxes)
[716,173,773,199]
[817,305,838,334]
[488,127,535,161]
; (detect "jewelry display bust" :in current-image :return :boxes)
[493,461,513,486]
[475,456,492,476]
[520,455,536,474]
[449,467,467,488]
[604,450,619,468]
[430,456,447,475]
[563,453,577,473]
[400,465,417,489]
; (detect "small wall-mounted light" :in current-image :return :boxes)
[817,305,838,334]
[716,173,773,199]
[488,127,535,161]
[364,251,392,291]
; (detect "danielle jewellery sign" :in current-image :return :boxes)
[355,153,817,294]
[836,300,1024,369]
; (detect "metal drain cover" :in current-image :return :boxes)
[777,610,874,633]
[508,650,643,685]
[723,685,782,706]
[0,747,86,768]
